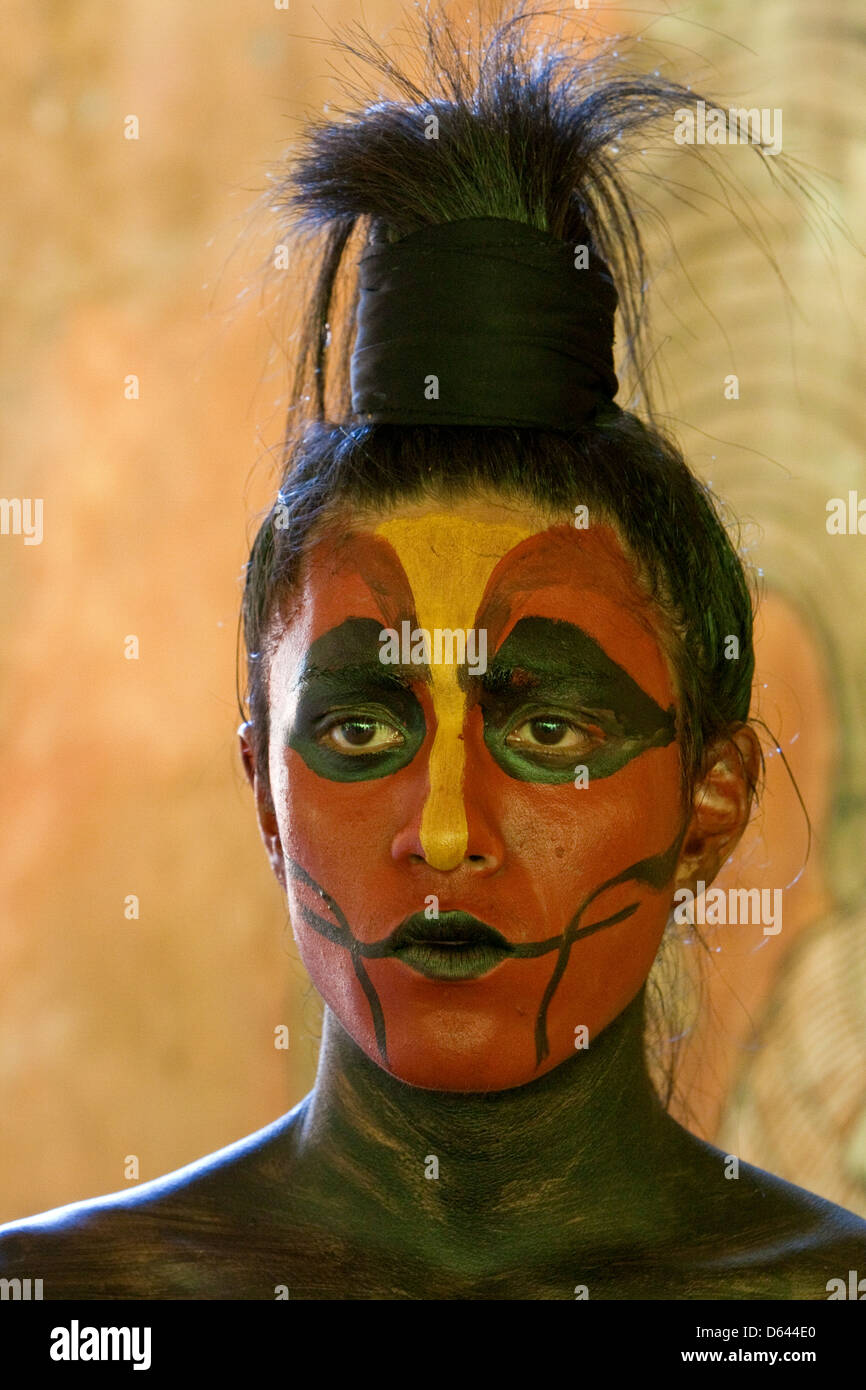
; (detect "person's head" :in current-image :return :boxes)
[238,11,764,1093]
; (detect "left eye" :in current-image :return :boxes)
[319,718,405,755]
[505,716,603,754]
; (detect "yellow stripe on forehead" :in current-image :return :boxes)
[376,513,532,870]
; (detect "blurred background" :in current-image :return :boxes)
[1,0,864,1224]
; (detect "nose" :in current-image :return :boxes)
[391,705,504,873]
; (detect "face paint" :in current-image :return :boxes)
[375,514,533,869]
[266,498,686,1092]
[479,615,676,783]
[287,618,427,782]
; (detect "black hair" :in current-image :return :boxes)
[241,4,764,818]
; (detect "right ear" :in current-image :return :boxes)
[238,721,286,890]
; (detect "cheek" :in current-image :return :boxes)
[477,743,684,1055]
[526,742,684,1057]
[272,744,430,935]
[487,741,684,918]
[537,902,667,1074]
[281,759,394,858]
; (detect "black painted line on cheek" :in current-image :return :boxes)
[286,855,390,1066]
[532,821,688,1068]
[287,856,353,935]
[352,955,389,1064]
[299,903,351,947]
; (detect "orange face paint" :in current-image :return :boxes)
[266,500,685,1091]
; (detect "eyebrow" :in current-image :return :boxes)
[293,618,422,692]
[482,662,615,693]
[481,615,675,728]
[297,660,420,691]
[295,615,672,716]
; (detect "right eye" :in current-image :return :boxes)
[317,717,406,755]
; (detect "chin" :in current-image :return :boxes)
[362,1018,563,1093]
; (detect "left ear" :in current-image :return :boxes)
[238,720,287,892]
[673,725,762,892]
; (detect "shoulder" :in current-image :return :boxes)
[667,1127,866,1299]
[0,1103,307,1299]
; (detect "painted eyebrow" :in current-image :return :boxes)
[481,663,618,692]
[294,617,429,693]
[480,668,641,710]
[297,660,420,691]
[479,615,675,721]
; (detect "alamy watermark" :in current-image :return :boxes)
[826,491,866,535]
[49,1320,151,1370]
[673,101,783,156]
[379,621,487,676]
[826,1270,866,1299]
[0,1276,43,1299]
[673,881,782,935]
[0,497,42,545]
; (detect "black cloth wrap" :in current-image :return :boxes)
[350,216,619,430]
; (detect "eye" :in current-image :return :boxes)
[317,716,406,756]
[504,715,604,757]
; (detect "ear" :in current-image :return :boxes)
[238,721,286,891]
[673,724,761,893]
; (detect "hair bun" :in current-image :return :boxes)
[276,6,708,425]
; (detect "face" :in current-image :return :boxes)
[257,495,704,1091]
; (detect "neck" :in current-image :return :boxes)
[293,989,683,1262]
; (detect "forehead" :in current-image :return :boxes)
[269,499,675,707]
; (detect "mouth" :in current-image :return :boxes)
[386,911,514,981]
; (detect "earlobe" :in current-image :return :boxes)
[238,721,257,788]
[237,721,287,891]
[674,724,761,891]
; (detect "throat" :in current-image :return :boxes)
[294,989,675,1253]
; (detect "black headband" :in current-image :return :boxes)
[350,216,619,430]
